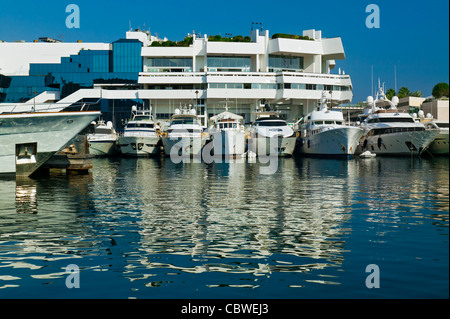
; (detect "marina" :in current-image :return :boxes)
[0,3,448,301]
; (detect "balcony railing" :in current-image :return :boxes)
[139,70,351,80]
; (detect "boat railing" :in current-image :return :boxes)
[6,99,101,114]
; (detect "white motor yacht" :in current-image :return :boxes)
[0,110,100,176]
[208,107,246,157]
[118,106,161,156]
[296,92,364,156]
[358,85,439,156]
[420,118,449,156]
[161,107,207,157]
[87,120,119,156]
[247,104,296,157]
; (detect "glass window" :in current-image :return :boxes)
[207,56,251,71]
[269,55,304,71]
[257,120,287,126]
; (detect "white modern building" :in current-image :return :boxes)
[0,28,353,128]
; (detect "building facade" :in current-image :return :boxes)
[0,28,353,129]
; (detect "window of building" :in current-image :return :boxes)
[146,57,193,72]
[207,56,251,72]
[268,55,304,72]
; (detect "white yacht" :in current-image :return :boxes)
[358,86,439,156]
[87,120,119,156]
[421,119,449,156]
[208,108,246,157]
[161,107,207,157]
[118,106,161,156]
[296,93,365,156]
[248,105,296,157]
[0,110,100,177]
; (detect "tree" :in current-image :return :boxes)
[386,88,396,100]
[397,87,411,99]
[432,82,449,99]
[411,90,423,97]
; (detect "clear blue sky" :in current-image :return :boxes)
[0,0,448,103]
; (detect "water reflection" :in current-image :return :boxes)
[110,157,354,289]
[0,173,95,293]
[15,178,38,214]
[0,156,448,297]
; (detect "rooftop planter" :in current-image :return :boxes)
[208,35,252,42]
[150,36,193,47]
[272,33,314,41]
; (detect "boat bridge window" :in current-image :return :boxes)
[95,128,113,134]
[127,123,154,128]
[436,122,449,128]
[168,129,202,134]
[367,117,415,123]
[369,127,425,136]
[257,121,287,127]
[172,118,196,125]
[313,120,342,125]
[219,123,238,129]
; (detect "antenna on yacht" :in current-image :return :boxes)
[371,65,374,98]
[394,66,397,94]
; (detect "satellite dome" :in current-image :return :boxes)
[367,96,374,104]
[174,108,181,115]
[391,96,399,105]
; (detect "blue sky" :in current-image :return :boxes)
[0,0,448,102]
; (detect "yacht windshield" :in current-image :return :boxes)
[127,123,154,128]
[172,118,196,125]
[257,121,287,127]
[95,128,113,134]
[367,117,415,123]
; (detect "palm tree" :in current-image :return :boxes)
[397,87,411,99]
[386,88,396,100]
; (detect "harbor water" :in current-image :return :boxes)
[0,156,448,299]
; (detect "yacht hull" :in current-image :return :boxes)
[0,111,100,176]
[88,139,118,156]
[118,136,161,156]
[297,126,364,156]
[161,136,206,157]
[357,130,439,156]
[249,136,296,157]
[428,130,449,155]
[209,131,246,156]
